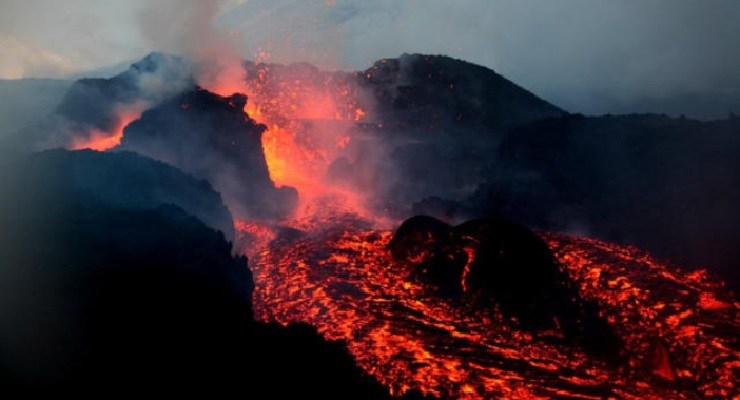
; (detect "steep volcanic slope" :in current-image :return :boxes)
[466,113,740,287]
[118,88,297,220]
[342,54,567,206]
[55,52,191,140]
[357,54,564,132]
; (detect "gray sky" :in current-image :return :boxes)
[1,0,739,117]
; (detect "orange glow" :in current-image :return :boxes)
[204,58,736,399]
[69,109,141,151]
[236,222,737,399]
[354,107,366,121]
[202,61,372,220]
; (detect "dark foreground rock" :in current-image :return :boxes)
[23,148,235,241]
[0,151,414,398]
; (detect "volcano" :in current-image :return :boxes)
[1,52,737,399]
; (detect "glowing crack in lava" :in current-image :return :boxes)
[69,109,142,151]
[247,224,737,399]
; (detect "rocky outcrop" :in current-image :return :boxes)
[118,88,297,219]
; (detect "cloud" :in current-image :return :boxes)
[0,0,148,79]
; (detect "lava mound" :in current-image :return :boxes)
[389,216,621,356]
[389,216,569,318]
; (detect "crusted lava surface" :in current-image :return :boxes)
[246,215,738,399]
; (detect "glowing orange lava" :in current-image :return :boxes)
[240,222,737,399]
[69,110,142,151]
[203,61,371,220]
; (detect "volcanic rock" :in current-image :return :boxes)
[358,54,564,131]
[388,215,452,262]
[346,54,567,207]
[389,215,623,359]
[18,148,234,240]
[55,52,191,133]
[390,216,567,318]
[472,113,740,288]
[451,218,568,315]
[118,87,298,219]
[0,151,415,399]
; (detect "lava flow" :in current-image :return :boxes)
[69,108,142,151]
[207,59,736,399]
[246,224,737,399]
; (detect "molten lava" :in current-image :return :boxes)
[69,109,142,151]
[241,222,737,399]
[205,61,370,219]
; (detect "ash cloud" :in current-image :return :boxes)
[135,0,249,94]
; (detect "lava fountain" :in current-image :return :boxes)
[205,60,373,222]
